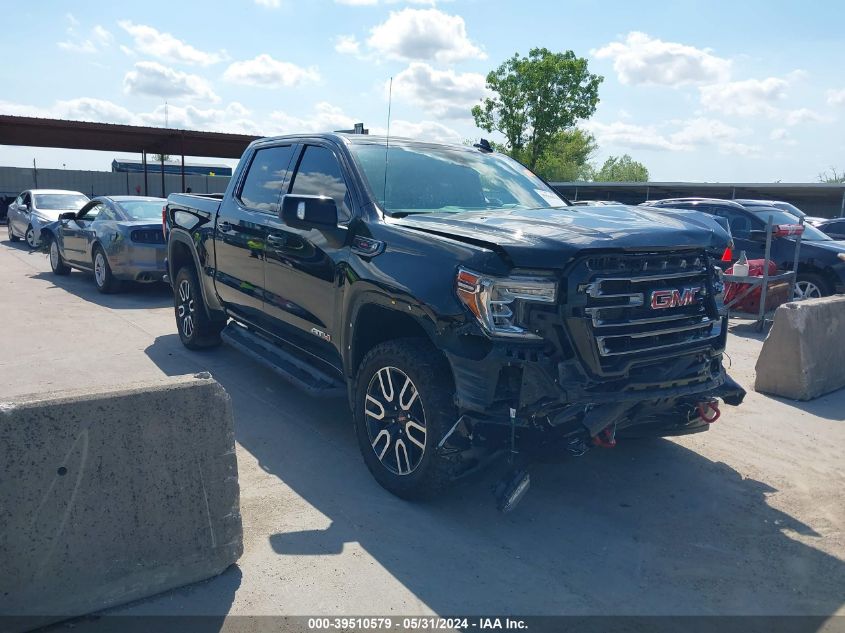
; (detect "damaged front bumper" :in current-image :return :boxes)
[444,329,746,443]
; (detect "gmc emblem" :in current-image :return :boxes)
[650,287,701,309]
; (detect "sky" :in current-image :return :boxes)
[1,0,843,182]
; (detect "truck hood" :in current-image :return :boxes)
[393,205,730,269]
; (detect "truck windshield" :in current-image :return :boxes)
[349,143,567,216]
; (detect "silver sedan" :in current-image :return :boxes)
[7,189,90,248]
[41,196,167,294]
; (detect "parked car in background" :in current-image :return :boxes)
[734,198,827,226]
[647,198,845,299]
[814,217,845,241]
[40,196,167,294]
[6,189,89,248]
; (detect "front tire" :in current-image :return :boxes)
[49,236,70,275]
[25,224,37,249]
[173,265,224,350]
[93,246,121,294]
[794,273,831,300]
[353,338,456,500]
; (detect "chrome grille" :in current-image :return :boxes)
[568,251,722,373]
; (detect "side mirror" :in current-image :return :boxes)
[20,204,29,213]
[749,230,767,242]
[59,212,77,221]
[280,194,338,230]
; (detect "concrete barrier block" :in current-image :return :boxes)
[755,295,845,400]
[0,373,242,631]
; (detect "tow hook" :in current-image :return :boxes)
[696,400,721,424]
[592,424,617,448]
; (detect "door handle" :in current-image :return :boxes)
[218,221,233,232]
[266,234,286,247]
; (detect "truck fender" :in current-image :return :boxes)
[167,228,226,319]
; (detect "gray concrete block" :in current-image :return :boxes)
[0,373,242,631]
[755,295,845,400]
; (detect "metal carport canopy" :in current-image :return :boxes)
[0,115,260,158]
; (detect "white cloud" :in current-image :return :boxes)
[584,121,683,152]
[93,25,113,46]
[270,102,359,134]
[391,62,486,119]
[784,108,826,126]
[58,39,97,53]
[120,45,136,57]
[586,117,757,155]
[118,21,225,66]
[827,88,845,106]
[366,8,485,63]
[592,32,731,86]
[699,77,788,117]
[123,61,219,102]
[53,98,137,125]
[336,0,378,4]
[255,0,281,6]
[334,35,361,55]
[138,102,262,134]
[268,101,461,143]
[381,119,463,143]
[223,54,320,88]
[57,14,112,54]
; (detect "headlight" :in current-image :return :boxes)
[456,267,557,339]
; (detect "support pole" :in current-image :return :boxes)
[180,135,186,193]
[160,153,165,198]
[142,151,148,196]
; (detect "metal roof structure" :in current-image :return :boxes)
[0,115,259,158]
[551,181,845,218]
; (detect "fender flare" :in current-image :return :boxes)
[168,228,226,318]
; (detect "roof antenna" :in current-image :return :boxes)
[382,76,392,212]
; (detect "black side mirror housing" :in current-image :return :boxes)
[280,194,338,230]
[749,229,768,242]
[59,212,77,221]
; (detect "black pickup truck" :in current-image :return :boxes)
[165,133,745,509]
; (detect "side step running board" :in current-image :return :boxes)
[222,322,346,397]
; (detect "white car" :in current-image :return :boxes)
[7,189,90,248]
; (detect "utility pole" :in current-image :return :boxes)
[32,158,38,188]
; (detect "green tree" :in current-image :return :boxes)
[594,154,650,182]
[472,48,603,171]
[818,168,845,183]
[531,128,597,181]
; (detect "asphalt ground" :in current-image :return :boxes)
[1,238,843,625]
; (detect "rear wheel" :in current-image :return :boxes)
[8,222,19,242]
[353,338,456,500]
[173,265,225,350]
[794,273,830,300]
[93,246,121,294]
[49,236,70,275]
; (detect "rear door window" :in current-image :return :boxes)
[238,145,296,214]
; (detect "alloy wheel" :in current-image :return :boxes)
[794,281,822,301]
[50,240,59,269]
[25,227,36,248]
[177,278,196,339]
[94,252,106,288]
[365,366,427,475]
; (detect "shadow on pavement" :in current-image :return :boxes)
[29,270,172,309]
[138,332,845,618]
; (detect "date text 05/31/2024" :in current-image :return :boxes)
[307,617,529,630]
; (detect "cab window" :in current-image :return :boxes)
[238,145,296,214]
[289,145,352,222]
